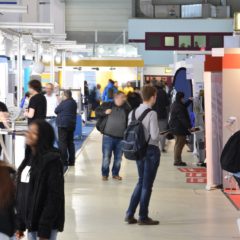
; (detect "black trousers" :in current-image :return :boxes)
[58,127,75,166]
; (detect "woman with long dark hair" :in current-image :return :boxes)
[15,120,65,240]
[0,161,16,240]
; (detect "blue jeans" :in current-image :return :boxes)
[126,145,160,220]
[102,135,123,177]
[47,118,58,148]
[28,230,58,240]
[0,233,15,240]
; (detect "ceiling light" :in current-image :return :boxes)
[55,55,62,64]
[0,5,27,14]
[0,22,54,30]
[42,54,51,63]
[71,54,79,62]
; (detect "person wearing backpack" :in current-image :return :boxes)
[125,85,160,226]
[95,91,131,181]
[102,79,118,102]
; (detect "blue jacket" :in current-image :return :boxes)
[55,98,77,129]
[102,83,117,102]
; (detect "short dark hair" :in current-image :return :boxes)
[29,80,42,93]
[109,79,114,84]
[64,90,72,99]
[176,92,185,102]
[141,86,157,101]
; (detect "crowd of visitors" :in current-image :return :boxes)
[0,77,197,238]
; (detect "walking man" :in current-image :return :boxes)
[96,91,130,181]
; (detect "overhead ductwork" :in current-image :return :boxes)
[151,0,222,5]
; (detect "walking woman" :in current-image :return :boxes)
[0,161,16,240]
[15,120,65,240]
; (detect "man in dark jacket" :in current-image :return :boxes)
[169,92,192,166]
[153,82,170,152]
[96,91,131,181]
[55,90,77,167]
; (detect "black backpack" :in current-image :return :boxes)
[220,130,240,173]
[122,109,152,161]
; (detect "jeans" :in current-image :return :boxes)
[102,135,123,177]
[158,119,168,151]
[47,118,58,147]
[174,135,186,164]
[0,233,15,240]
[58,127,75,166]
[126,145,160,220]
[28,230,58,240]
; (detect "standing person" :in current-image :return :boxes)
[15,120,65,240]
[169,92,192,166]
[96,84,102,106]
[55,90,77,167]
[124,81,134,95]
[24,80,46,125]
[102,79,117,102]
[84,81,90,121]
[153,82,170,152]
[0,161,16,240]
[96,91,131,181]
[0,102,9,158]
[127,91,142,110]
[125,85,160,225]
[45,83,59,142]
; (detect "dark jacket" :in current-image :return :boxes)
[55,98,77,129]
[95,102,131,138]
[169,100,192,136]
[0,165,16,237]
[16,149,65,239]
[153,88,170,120]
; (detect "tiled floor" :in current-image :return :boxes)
[59,129,240,240]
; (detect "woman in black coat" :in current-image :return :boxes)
[169,92,192,166]
[0,161,16,240]
[15,120,65,240]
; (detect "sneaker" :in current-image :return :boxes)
[174,162,187,166]
[113,176,122,181]
[102,176,109,181]
[138,218,160,225]
[125,216,138,224]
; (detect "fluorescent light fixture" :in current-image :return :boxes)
[71,54,80,62]
[98,47,104,54]
[55,55,61,64]
[51,40,77,45]
[0,5,27,14]
[54,45,87,50]
[42,54,51,63]
[0,22,54,30]
[33,33,66,39]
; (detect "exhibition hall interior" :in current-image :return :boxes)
[2,0,240,240]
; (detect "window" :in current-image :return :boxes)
[179,35,191,48]
[194,35,206,49]
[209,35,223,48]
[146,34,161,49]
[164,36,175,47]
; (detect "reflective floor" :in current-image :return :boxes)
[59,130,240,240]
